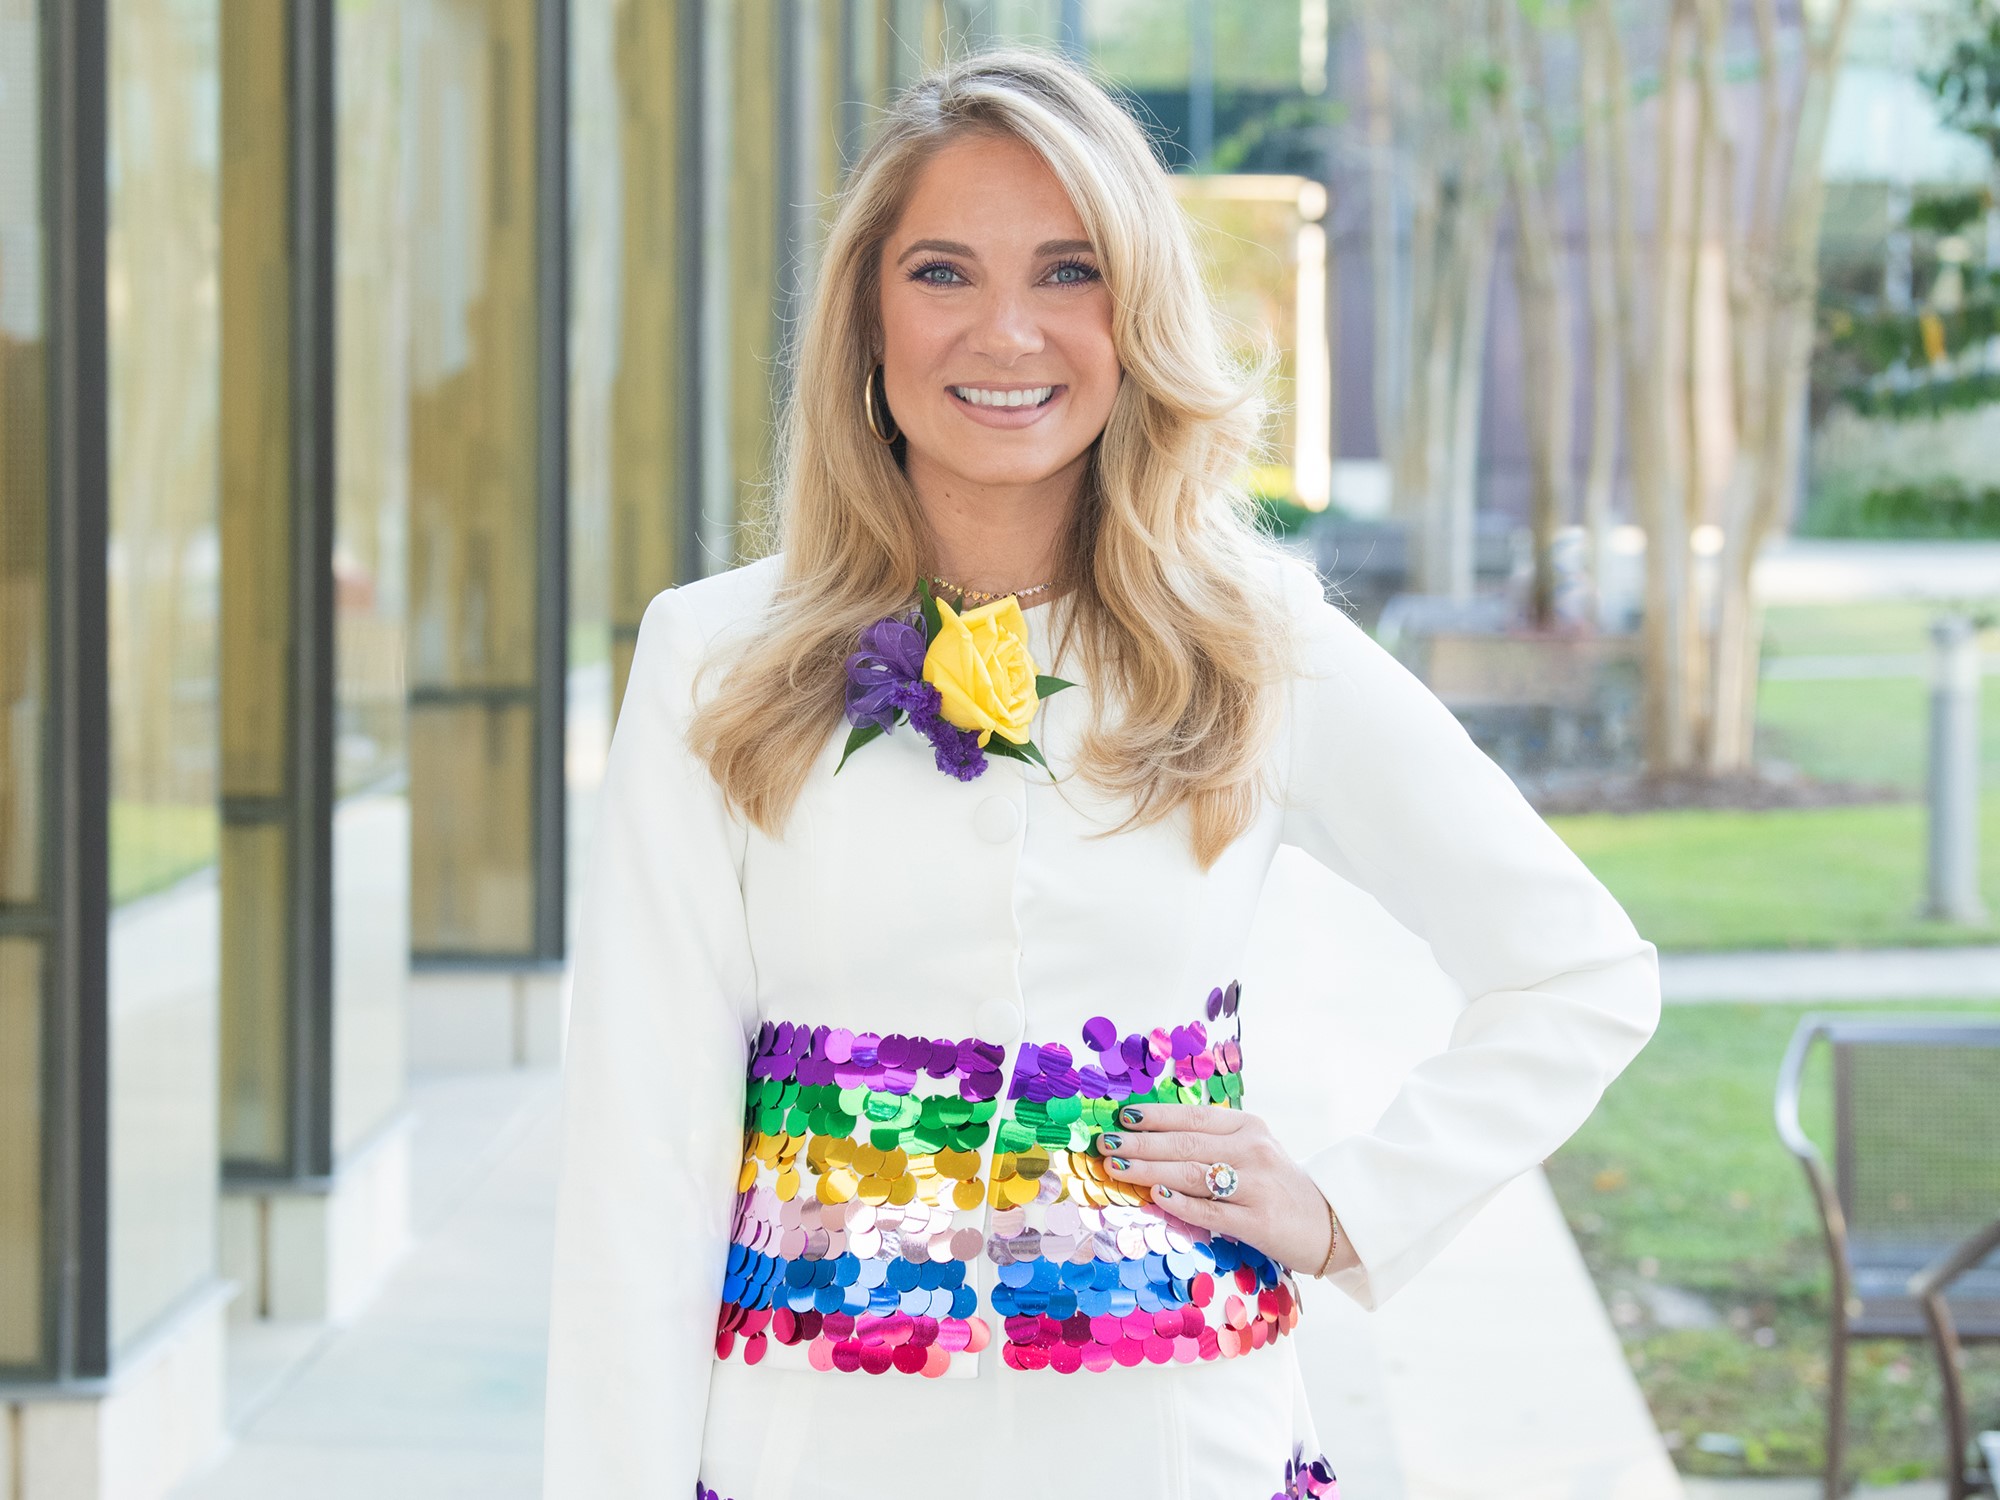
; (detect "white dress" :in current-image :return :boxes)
[539,551,1661,1500]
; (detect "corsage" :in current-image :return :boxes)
[837,578,1076,782]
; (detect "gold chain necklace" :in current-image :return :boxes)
[928,575,1056,607]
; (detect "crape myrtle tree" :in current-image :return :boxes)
[1362,0,1857,775]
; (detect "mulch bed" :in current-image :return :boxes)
[1520,766,1912,817]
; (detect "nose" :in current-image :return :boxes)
[963,282,1045,363]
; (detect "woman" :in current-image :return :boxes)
[540,44,1660,1500]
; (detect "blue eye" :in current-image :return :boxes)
[908,259,961,285]
[1049,258,1101,285]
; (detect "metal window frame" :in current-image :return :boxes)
[676,0,707,586]
[40,0,111,1385]
[213,0,338,1189]
[533,0,570,963]
[407,0,569,969]
[290,0,338,1181]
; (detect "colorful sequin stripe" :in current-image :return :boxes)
[1274,1442,1340,1499]
[715,1022,1002,1376]
[987,980,1304,1372]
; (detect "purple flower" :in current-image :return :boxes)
[838,604,989,780]
[843,611,928,732]
[906,686,987,780]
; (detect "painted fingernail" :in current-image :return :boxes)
[1155,1185,1175,1198]
[1121,1107,1143,1125]
[1110,1156,1130,1170]
[1100,1132,1123,1150]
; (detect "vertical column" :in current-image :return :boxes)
[1923,613,1988,926]
[405,0,570,1064]
[35,0,115,1409]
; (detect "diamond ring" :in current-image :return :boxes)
[1204,1161,1240,1200]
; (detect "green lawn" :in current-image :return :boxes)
[1548,998,2000,1482]
[1762,600,2000,659]
[1543,599,2000,952]
[1757,675,2000,793]
[1548,801,2000,951]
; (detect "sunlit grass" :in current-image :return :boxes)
[1548,801,2000,951]
[1761,599,2000,660]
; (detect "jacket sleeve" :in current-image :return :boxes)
[541,586,757,1498]
[1272,558,1660,1311]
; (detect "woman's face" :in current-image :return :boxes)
[875,131,1119,495]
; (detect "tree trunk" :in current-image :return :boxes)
[1703,0,1779,772]
[1598,0,1693,771]
[1359,0,1406,494]
[1490,0,1574,628]
[1445,189,1500,600]
[1712,0,1856,769]
[1578,5,1621,629]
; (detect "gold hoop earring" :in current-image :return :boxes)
[863,362,900,445]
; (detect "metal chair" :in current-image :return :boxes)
[1774,1014,2000,1500]
[1912,1216,2000,1499]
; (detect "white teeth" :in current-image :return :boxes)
[952,385,1054,408]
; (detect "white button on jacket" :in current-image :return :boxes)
[540,551,1662,1500]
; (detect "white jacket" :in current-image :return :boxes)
[540,550,1661,1498]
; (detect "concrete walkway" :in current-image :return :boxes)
[1683,1485,1944,1500]
[1661,945,2000,1003]
[174,1070,562,1499]
[1753,538,2000,604]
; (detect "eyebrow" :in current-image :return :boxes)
[894,237,1097,264]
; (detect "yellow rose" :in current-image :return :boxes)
[922,594,1041,747]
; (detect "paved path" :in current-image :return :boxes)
[1763,650,2000,678]
[175,1071,561,1499]
[1682,1484,1943,1500]
[1754,538,2000,604]
[1661,945,2000,1003]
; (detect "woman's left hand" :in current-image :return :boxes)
[1097,1102,1359,1278]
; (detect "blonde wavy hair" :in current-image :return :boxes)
[687,43,1308,870]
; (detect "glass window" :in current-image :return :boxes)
[106,0,222,1354]
[333,0,410,1154]
[0,0,48,1373]
[565,0,627,929]
[406,0,549,960]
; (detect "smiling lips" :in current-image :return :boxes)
[948,383,1061,409]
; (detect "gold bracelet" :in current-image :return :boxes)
[1314,1194,1343,1278]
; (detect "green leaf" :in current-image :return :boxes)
[916,576,942,641]
[981,735,1051,773]
[834,721,885,774]
[1034,674,1077,698]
